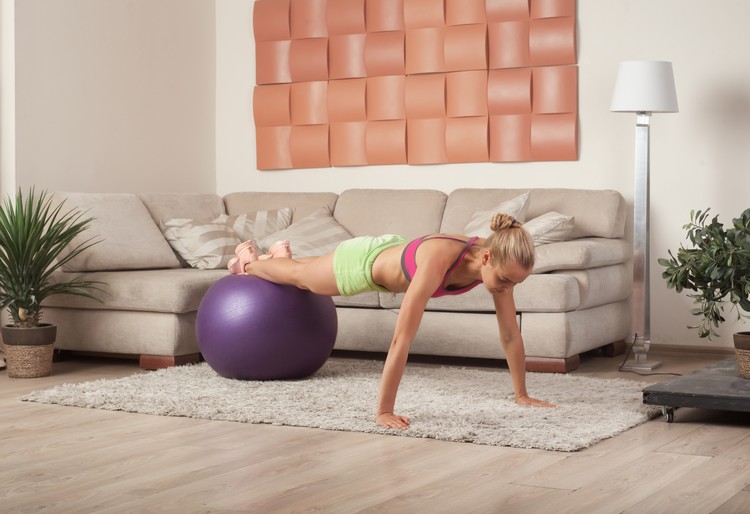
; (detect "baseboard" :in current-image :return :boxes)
[649,344,735,357]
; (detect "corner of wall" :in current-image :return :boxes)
[0,0,16,197]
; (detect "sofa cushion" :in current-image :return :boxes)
[525,189,626,239]
[53,193,181,271]
[44,269,227,313]
[378,263,631,313]
[379,275,580,313]
[334,189,447,238]
[441,188,533,234]
[257,207,353,257]
[138,193,226,225]
[441,188,626,239]
[333,292,381,308]
[463,192,531,236]
[223,192,339,221]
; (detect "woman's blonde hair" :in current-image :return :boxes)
[483,213,535,270]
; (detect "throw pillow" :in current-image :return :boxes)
[463,192,530,237]
[161,216,241,270]
[258,207,353,258]
[524,211,576,246]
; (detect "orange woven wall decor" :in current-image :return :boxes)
[254,0,577,169]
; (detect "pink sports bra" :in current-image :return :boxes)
[400,235,482,298]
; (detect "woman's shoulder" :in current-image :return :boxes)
[423,233,479,244]
[417,234,468,259]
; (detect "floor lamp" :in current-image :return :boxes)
[611,61,679,371]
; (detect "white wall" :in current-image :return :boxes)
[216,0,750,350]
[7,1,750,350]
[14,0,216,193]
[216,0,629,195]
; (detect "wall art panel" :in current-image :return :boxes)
[445,0,487,26]
[366,75,406,121]
[486,0,530,22]
[408,118,448,165]
[330,121,368,166]
[253,0,578,169]
[364,31,406,76]
[444,24,488,72]
[366,120,407,165]
[446,70,488,118]
[446,117,489,163]
[255,40,292,85]
[365,0,405,32]
[403,0,445,30]
[329,34,367,79]
[290,0,328,39]
[326,0,366,35]
[327,78,367,122]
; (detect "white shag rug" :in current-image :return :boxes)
[21,359,660,452]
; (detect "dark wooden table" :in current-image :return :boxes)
[642,358,750,422]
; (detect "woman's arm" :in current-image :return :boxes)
[493,292,556,408]
[376,258,446,429]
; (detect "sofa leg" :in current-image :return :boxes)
[140,353,201,370]
[601,339,627,357]
[525,355,580,373]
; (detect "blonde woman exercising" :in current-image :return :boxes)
[228,213,556,430]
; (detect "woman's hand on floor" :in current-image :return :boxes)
[377,412,411,430]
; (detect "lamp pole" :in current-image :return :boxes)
[624,112,661,371]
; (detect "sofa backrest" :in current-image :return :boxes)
[224,192,338,221]
[334,189,447,238]
[52,192,183,271]
[440,188,626,239]
[139,193,225,225]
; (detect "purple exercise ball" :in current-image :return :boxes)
[196,274,338,380]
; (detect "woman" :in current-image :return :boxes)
[228,213,555,430]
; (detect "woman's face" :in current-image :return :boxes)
[480,251,531,295]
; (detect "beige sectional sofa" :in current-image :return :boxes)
[37,188,631,372]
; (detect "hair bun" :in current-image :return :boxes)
[490,213,518,232]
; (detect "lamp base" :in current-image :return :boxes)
[621,334,662,372]
[620,358,663,372]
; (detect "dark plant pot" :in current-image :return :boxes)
[1,324,57,378]
[732,332,750,379]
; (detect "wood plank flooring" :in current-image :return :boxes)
[1,350,749,513]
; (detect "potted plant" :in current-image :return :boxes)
[0,188,103,378]
[659,208,750,378]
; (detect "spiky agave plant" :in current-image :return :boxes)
[0,188,103,327]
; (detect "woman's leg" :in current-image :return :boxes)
[244,253,340,296]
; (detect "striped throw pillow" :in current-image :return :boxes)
[231,208,293,242]
[258,207,353,258]
[160,209,294,269]
[161,216,241,269]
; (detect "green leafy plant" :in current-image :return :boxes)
[659,208,750,339]
[0,188,103,327]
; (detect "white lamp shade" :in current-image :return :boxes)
[610,60,678,113]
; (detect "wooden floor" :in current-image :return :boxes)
[1,350,749,513]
